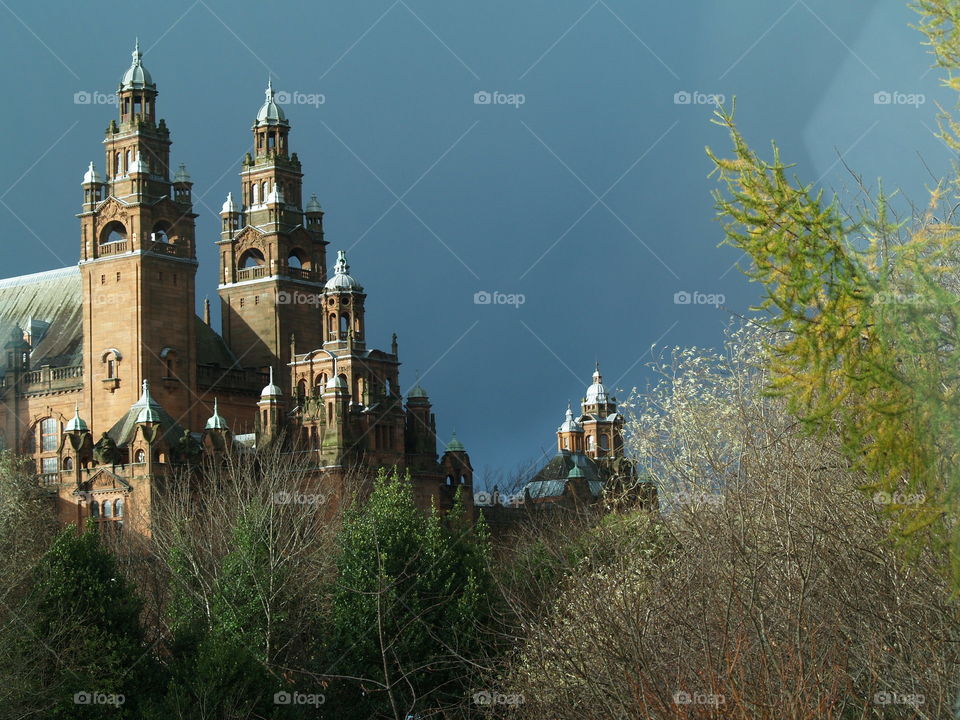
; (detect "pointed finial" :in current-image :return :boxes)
[213,397,219,414]
[265,77,274,101]
[132,38,142,64]
[269,366,274,385]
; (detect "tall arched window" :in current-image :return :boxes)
[251,183,259,205]
[63,457,73,471]
[115,499,124,518]
[90,500,100,518]
[586,435,595,451]
[103,500,113,518]
[339,314,349,337]
[599,434,609,451]
[40,418,58,452]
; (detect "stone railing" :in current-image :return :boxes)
[21,365,83,393]
[237,265,268,282]
[98,239,129,256]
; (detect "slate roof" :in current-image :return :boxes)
[0,267,83,367]
[522,451,607,501]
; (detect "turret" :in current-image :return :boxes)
[220,192,243,239]
[173,163,192,205]
[557,401,584,453]
[81,162,106,209]
[257,368,285,445]
[323,250,366,349]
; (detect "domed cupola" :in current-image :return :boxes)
[584,363,609,405]
[407,381,429,401]
[82,162,103,186]
[255,79,287,127]
[260,366,283,398]
[64,404,89,433]
[558,402,583,433]
[120,39,155,91]
[324,250,363,292]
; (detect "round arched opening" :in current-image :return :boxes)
[100,221,127,245]
[239,249,265,268]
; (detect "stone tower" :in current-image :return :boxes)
[217,82,328,391]
[580,364,623,458]
[78,41,198,431]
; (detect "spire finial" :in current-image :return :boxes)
[334,249,349,275]
[213,397,219,414]
[269,366,274,385]
[132,38,142,64]
[265,77,274,101]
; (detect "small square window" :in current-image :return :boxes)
[116,272,121,282]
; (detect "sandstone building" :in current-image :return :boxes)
[0,45,471,536]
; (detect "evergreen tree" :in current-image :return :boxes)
[327,469,492,719]
[24,522,156,718]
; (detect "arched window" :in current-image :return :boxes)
[125,150,132,172]
[288,249,310,271]
[297,379,306,400]
[90,500,99,518]
[103,500,113,518]
[152,221,172,243]
[239,249,265,268]
[40,418,58,452]
[134,449,145,463]
[63,456,73,471]
[100,221,127,245]
[115,499,123,518]
[251,183,259,205]
[328,314,336,336]
[600,434,609,450]
[339,314,349,337]
[161,348,177,378]
[315,373,327,395]
[101,349,121,380]
[114,152,121,176]
[586,435,595,451]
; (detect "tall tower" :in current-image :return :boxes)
[217,82,328,391]
[580,364,623,459]
[78,42,198,429]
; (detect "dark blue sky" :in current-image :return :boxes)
[0,0,950,485]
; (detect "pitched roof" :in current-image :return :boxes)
[0,266,83,367]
